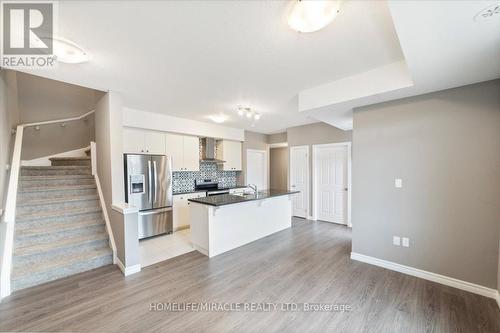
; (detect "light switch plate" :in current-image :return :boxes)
[402,237,410,247]
[395,178,403,188]
[393,236,401,246]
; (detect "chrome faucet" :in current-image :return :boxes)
[248,184,257,194]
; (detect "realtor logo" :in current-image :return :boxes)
[1,1,57,68]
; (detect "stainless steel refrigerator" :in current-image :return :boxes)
[124,154,173,239]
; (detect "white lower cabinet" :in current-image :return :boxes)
[173,192,206,230]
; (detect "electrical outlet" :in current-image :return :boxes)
[395,178,403,188]
[402,237,410,247]
[393,236,401,246]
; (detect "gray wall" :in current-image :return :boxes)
[287,122,352,213]
[21,113,95,160]
[0,70,19,211]
[268,132,287,144]
[15,72,103,160]
[352,80,500,289]
[270,147,288,190]
[0,69,19,295]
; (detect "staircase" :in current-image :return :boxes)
[12,156,113,292]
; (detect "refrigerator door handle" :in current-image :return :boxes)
[153,160,158,203]
[148,160,152,204]
[138,207,173,216]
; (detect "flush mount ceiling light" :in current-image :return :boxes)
[52,37,91,64]
[288,0,341,33]
[209,113,228,124]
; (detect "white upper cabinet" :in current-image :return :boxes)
[183,136,200,171]
[123,128,145,153]
[123,128,165,154]
[165,133,184,171]
[218,140,242,171]
[165,133,200,171]
[144,131,166,154]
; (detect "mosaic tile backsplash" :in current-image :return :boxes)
[172,162,239,193]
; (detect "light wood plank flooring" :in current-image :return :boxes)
[1,218,499,332]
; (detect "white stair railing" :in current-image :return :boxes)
[0,110,95,298]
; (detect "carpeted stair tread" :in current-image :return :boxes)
[20,174,94,180]
[12,248,113,289]
[49,157,91,161]
[17,194,99,207]
[14,231,109,256]
[21,165,91,170]
[18,184,97,193]
[16,206,102,222]
[13,247,112,278]
[16,218,105,236]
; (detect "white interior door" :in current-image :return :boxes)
[246,149,267,190]
[315,145,347,224]
[290,146,308,218]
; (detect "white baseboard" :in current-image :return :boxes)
[350,252,498,300]
[116,258,141,276]
[307,215,316,221]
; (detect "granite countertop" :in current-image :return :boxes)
[187,189,300,207]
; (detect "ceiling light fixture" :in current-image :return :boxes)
[237,106,262,123]
[209,113,227,124]
[288,0,341,33]
[52,37,91,64]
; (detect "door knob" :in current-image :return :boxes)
[344,188,348,191]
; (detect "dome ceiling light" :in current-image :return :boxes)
[288,0,341,33]
[52,37,91,64]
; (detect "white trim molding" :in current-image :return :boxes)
[289,145,310,219]
[312,142,352,227]
[351,252,498,300]
[268,142,288,148]
[116,258,141,276]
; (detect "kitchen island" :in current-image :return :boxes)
[188,190,298,257]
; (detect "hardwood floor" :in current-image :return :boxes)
[1,218,499,332]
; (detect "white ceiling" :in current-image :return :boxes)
[19,0,499,134]
[299,0,500,129]
[20,0,404,134]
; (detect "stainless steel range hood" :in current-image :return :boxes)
[200,137,225,163]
